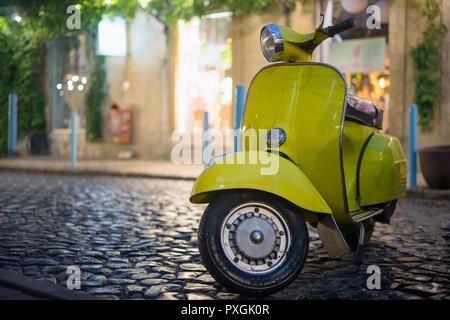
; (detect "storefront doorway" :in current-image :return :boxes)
[175,12,233,133]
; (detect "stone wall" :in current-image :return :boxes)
[100,12,170,159]
[231,2,315,89]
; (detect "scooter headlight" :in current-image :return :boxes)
[260,24,284,62]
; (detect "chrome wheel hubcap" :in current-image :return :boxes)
[221,202,290,274]
[250,230,264,244]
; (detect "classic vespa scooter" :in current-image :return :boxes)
[190,15,407,296]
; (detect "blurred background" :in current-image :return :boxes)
[0,0,448,173]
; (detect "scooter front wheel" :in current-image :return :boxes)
[198,191,309,296]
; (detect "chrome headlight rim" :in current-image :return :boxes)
[260,24,284,62]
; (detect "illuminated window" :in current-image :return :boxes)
[97,16,127,57]
[176,13,233,132]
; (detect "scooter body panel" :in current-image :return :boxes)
[241,63,349,220]
[189,151,332,215]
[359,133,407,206]
[342,122,378,212]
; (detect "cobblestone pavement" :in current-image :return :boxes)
[0,172,448,300]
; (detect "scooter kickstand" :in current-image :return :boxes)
[354,223,365,266]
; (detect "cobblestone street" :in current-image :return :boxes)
[0,172,448,300]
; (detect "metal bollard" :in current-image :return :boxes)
[409,104,418,188]
[203,111,210,167]
[234,85,246,152]
[8,93,18,157]
[70,111,77,168]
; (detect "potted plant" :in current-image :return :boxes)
[419,146,450,189]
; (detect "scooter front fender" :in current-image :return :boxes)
[189,151,332,214]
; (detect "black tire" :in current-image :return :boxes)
[198,190,309,297]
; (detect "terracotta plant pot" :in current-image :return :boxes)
[418,145,450,189]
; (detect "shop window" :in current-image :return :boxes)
[97,16,127,57]
[176,12,232,132]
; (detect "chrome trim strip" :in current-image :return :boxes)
[358,222,365,246]
[351,208,384,223]
[329,214,350,250]
[261,24,284,62]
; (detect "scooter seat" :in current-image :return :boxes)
[345,95,383,129]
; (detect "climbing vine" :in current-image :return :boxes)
[85,55,106,142]
[409,0,447,131]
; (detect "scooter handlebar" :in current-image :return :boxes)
[325,18,355,37]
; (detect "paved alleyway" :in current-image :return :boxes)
[0,172,448,300]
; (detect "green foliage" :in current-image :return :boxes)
[409,0,447,132]
[0,15,47,155]
[145,0,298,26]
[85,55,106,142]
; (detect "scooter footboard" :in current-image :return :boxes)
[189,151,332,214]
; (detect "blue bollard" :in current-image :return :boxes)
[203,111,210,167]
[234,85,246,152]
[8,93,18,157]
[409,104,418,188]
[70,111,77,168]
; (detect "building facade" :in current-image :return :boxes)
[39,0,449,160]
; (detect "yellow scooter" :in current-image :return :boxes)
[190,15,407,296]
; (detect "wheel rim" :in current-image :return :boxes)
[220,202,291,275]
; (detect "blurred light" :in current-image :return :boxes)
[138,0,150,8]
[67,80,73,86]
[376,0,390,24]
[72,75,79,82]
[220,77,232,104]
[12,13,22,22]
[379,77,386,88]
[105,0,112,5]
[68,85,74,91]
[341,0,368,14]
[56,83,63,90]
[77,84,84,91]
[97,16,127,57]
[204,12,232,19]
[81,76,87,84]
[192,18,200,27]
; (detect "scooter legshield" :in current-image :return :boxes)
[189,151,332,215]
